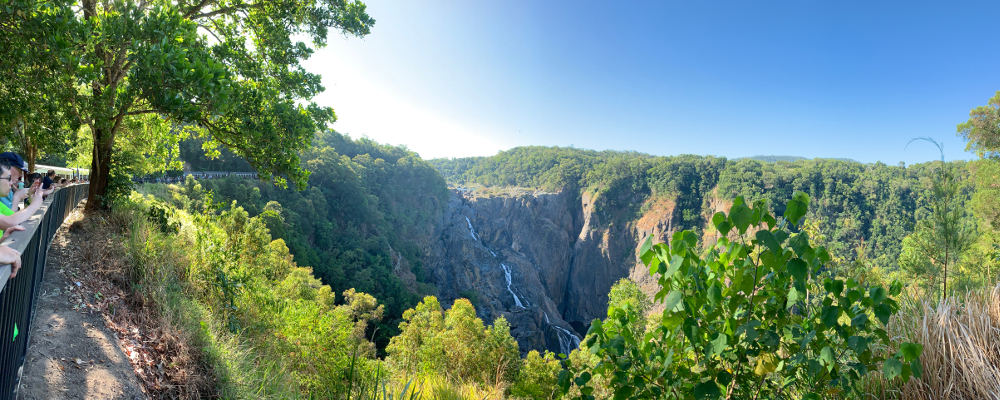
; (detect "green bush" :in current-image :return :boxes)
[562,193,923,399]
[386,296,520,386]
[511,350,562,400]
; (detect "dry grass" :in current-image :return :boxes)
[865,283,1000,399]
[68,206,216,399]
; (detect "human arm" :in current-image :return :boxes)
[0,188,43,230]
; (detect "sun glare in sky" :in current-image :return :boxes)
[303,0,1000,164]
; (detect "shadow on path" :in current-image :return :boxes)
[18,207,145,400]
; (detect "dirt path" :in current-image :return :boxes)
[18,207,146,400]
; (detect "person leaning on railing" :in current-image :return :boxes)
[0,159,37,278]
[0,159,43,233]
[0,153,32,211]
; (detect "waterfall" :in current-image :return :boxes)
[553,326,581,355]
[465,216,478,240]
[542,311,581,355]
[489,249,496,257]
[500,263,525,308]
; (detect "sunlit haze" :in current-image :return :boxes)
[302,0,1000,164]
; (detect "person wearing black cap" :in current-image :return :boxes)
[0,159,30,279]
[0,159,42,232]
[0,153,30,211]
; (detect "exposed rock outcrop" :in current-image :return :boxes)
[424,189,687,355]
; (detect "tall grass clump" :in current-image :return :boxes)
[863,283,1000,399]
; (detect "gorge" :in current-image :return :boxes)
[191,133,972,356]
[417,185,694,355]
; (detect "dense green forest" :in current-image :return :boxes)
[430,150,973,276]
[162,131,450,350]
[10,0,1000,396]
[129,112,1000,398]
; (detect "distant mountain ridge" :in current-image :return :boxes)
[737,155,861,163]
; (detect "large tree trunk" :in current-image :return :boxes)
[84,127,113,212]
[25,140,36,173]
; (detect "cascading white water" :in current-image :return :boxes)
[542,311,581,355]
[500,263,525,308]
[489,249,496,257]
[553,326,581,355]
[465,216,478,240]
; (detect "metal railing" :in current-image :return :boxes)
[0,184,88,399]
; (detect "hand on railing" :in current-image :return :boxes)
[0,247,22,279]
[1,226,24,243]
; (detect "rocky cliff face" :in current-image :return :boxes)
[422,189,683,355]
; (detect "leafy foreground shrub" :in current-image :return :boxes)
[562,193,924,399]
[386,296,521,389]
[123,194,385,398]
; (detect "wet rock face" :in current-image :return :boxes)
[423,190,677,355]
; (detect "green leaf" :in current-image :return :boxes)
[557,370,571,393]
[662,315,683,331]
[889,281,903,296]
[664,290,683,312]
[665,255,684,277]
[883,358,903,381]
[787,286,802,308]
[787,258,808,282]
[784,191,810,226]
[819,346,836,366]
[639,236,654,265]
[587,319,604,336]
[716,370,732,386]
[824,279,845,296]
[716,220,732,237]
[869,286,887,304]
[693,380,721,400]
[730,202,752,234]
[851,313,868,329]
[613,387,634,400]
[900,342,923,362]
[788,232,811,257]
[709,333,728,357]
[763,213,777,229]
[736,320,761,340]
[574,371,592,386]
[874,303,893,325]
[683,318,701,344]
[821,306,840,327]
[801,394,821,400]
[756,230,782,255]
[847,336,869,353]
[707,283,723,307]
[712,211,725,228]
[679,230,698,248]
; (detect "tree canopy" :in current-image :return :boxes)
[958,91,1000,159]
[3,0,374,209]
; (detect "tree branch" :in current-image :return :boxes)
[183,0,215,19]
[191,2,265,20]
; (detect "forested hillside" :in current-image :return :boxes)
[430,150,971,274]
[167,131,450,349]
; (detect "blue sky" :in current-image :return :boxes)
[302,0,1000,164]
